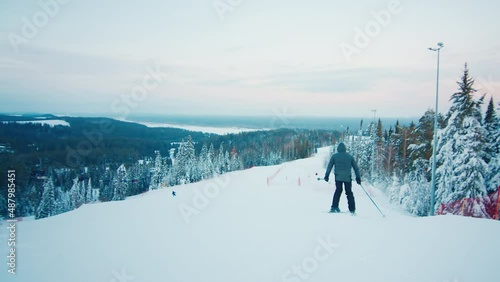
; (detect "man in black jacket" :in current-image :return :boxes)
[324,142,361,214]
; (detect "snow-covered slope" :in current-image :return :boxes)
[1,147,499,282]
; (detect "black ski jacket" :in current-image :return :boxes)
[325,143,361,182]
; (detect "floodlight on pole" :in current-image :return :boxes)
[428,42,443,216]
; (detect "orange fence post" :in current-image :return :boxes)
[460,198,467,216]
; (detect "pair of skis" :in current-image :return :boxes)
[329,210,357,216]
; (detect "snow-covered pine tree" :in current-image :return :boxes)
[198,143,209,180]
[484,98,500,192]
[229,147,244,171]
[88,179,100,203]
[397,158,430,216]
[184,136,196,182]
[83,178,92,202]
[208,143,216,176]
[173,141,186,184]
[434,64,489,217]
[389,111,435,216]
[54,185,70,215]
[99,167,114,202]
[150,150,163,190]
[354,124,373,181]
[36,178,56,219]
[113,164,128,201]
[216,143,225,174]
[224,150,231,171]
[173,136,197,184]
[69,177,84,210]
[407,110,435,166]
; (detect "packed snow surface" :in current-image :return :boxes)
[0,147,498,282]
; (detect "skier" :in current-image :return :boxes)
[172,191,176,197]
[324,142,361,214]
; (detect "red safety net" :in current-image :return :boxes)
[437,186,500,219]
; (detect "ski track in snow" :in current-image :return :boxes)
[0,147,498,282]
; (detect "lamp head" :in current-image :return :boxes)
[437,42,444,48]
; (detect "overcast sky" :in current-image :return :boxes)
[0,0,499,119]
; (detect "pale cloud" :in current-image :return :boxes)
[0,0,499,117]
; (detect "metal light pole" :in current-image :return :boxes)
[428,42,443,216]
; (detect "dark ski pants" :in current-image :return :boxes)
[331,181,356,212]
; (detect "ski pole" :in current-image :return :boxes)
[359,184,385,217]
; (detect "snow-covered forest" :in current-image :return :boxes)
[0,128,336,219]
[1,64,498,221]
[344,64,499,218]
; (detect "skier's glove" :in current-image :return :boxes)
[356,177,361,185]
[324,176,329,182]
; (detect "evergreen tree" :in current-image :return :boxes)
[173,136,197,184]
[389,158,430,216]
[54,185,70,215]
[224,150,231,171]
[216,143,225,174]
[229,147,243,171]
[434,64,489,217]
[374,119,385,182]
[407,109,435,173]
[99,167,114,202]
[484,98,500,192]
[36,178,56,219]
[376,119,383,142]
[69,178,84,210]
[484,97,497,126]
[208,143,216,177]
[113,164,128,201]
[199,143,209,179]
[174,141,187,184]
[150,150,163,190]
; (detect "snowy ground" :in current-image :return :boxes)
[1,147,499,282]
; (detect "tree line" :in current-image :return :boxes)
[0,126,337,219]
[344,64,499,217]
